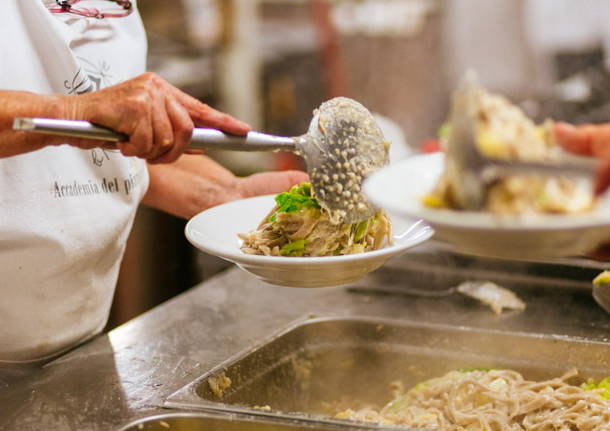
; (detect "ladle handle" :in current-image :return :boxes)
[190,129,296,151]
[12,118,297,152]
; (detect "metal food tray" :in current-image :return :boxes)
[165,316,610,429]
[119,412,377,431]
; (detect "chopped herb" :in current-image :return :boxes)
[269,183,320,222]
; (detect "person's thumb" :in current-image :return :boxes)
[238,170,309,198]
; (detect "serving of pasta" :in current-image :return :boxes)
[424,86,595,215]
[239,183,392,257]
[336,368,610,431]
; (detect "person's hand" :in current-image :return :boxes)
[143,154,309,219]
[554,122,610,193]
[62,72,250,164]
[555,122,610,260]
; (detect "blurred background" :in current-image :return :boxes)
[108,0,610,328]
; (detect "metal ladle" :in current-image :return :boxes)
[13,97,388,223]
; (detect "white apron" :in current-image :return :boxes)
[0,0,149,365]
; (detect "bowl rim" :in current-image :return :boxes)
[184,194,434,267]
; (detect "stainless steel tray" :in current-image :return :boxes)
[119,412,377,431]
[165,316,610,428]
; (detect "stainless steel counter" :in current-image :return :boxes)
[1,246,609,430]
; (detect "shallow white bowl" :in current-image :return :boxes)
[185,195,433,287]
[364,153,610,260]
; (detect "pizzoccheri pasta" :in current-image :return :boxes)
[239,183,392,257]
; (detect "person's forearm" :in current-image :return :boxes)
[2,74,251,162]
[0,90,75,158]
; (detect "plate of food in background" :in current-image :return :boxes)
[364,81,610,261]
[185,183,433,287]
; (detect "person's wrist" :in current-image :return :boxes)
[52,94,81,120]
[44,94,88,148]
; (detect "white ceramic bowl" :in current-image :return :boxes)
[364,153,610,260]
[185,195,433,287]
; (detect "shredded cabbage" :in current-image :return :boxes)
[240,182,392,257]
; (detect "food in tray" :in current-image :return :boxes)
[239,183,392,257]
[207,372,231,398]
[424,85,595,214]
[336,368,610,430]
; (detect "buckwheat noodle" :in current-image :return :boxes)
[337,369,610,431]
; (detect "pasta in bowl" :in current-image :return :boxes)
[427,82,594,215]
[184,193,432,288]
[239,183,392,257]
